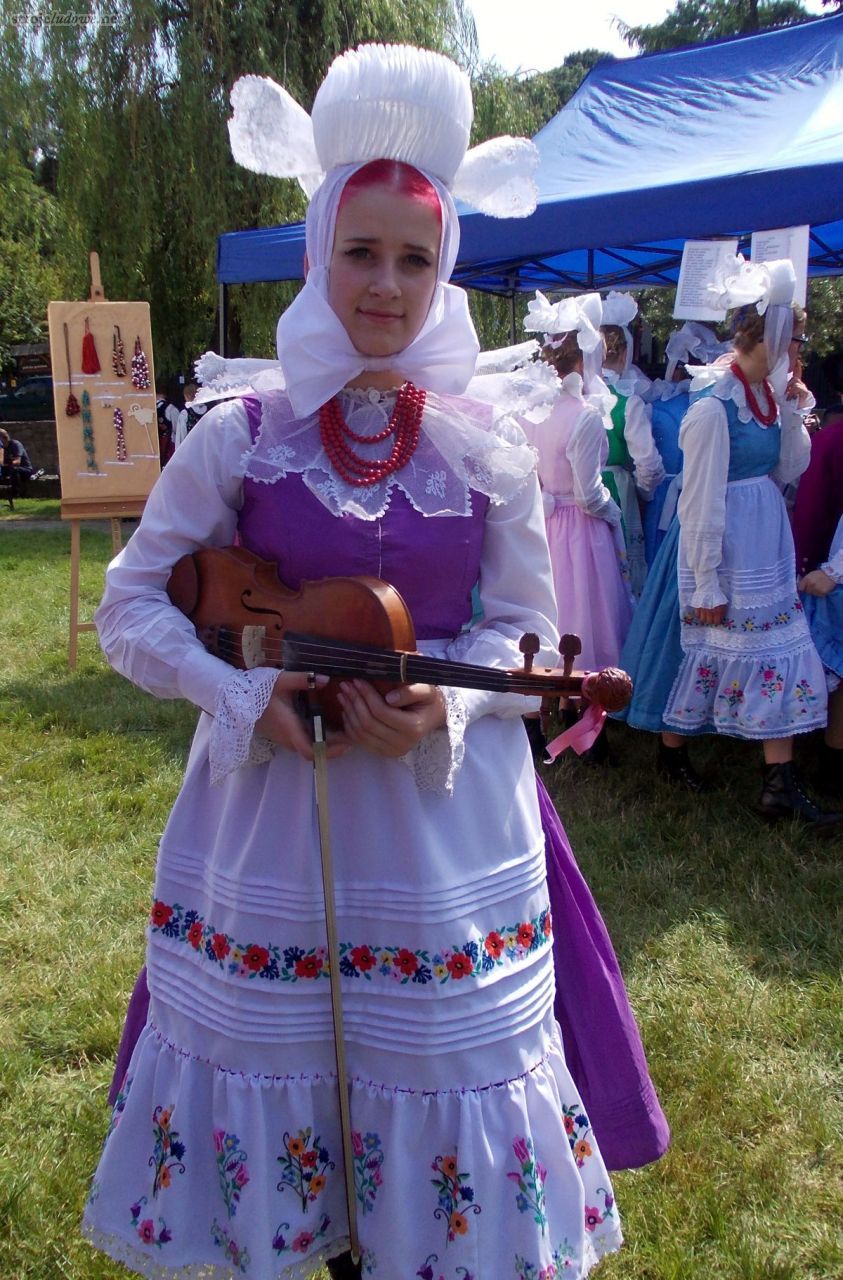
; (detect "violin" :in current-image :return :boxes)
[167,546,632,729]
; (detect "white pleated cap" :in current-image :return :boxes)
[311,44,472,186]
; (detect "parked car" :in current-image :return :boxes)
[0,376,54,420]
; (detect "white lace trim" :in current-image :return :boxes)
[603,365,651,399]
[399,687,467,794]
[239,380,536,520]
[687,365,779,425]
[821,557,843,585]
[209,668,280,786]
[82,1221,351,1280]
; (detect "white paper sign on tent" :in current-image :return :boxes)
[674,239,740,321]
[750,225,809,308]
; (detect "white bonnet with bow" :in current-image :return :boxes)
[228,44,540,416]
[523,290,606,393]
[599,291,638,375]
[707,256,797,398]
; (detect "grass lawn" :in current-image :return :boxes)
[0,522,840,1279]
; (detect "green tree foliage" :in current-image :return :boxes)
[617,0,810,51]
[3,0,478,376]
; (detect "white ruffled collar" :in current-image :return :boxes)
[688,364,779,426]
[603,364,651,399]
[238,373,536,520]
[644,377,691,403]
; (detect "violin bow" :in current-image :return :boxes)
[306,676,361,1266]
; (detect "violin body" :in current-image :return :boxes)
[167,546,417,728]
[167,546,632,730]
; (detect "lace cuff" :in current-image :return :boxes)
[209,667,281,786]
[821,557,843,586]
[689,573,728,610]
[399,687,467,795]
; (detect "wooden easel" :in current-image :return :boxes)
[53,253,154,667]
[63,497,147,669]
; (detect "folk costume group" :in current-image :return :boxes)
[83,39,841,1280]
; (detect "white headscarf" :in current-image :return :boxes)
[275,162,480,417]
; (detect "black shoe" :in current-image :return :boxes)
[656,739,707,793]
[757,761,843,829]
[580,723,615,767]
[816,743,843,800]
[524,716,548,764]
[327,1252,362,1280]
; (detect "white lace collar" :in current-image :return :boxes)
[688,364,779,426]
[603,364,651,399]
[239,378,537,520]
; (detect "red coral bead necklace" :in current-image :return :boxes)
[730,361,777,427]
[319,382,426,486]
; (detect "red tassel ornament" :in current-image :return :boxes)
[81,317,101,374]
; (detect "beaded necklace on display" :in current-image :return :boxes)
[319,382,426,486]
[730,361,777,427]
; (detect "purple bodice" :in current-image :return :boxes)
[237,396,488,639]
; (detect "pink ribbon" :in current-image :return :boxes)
[545,702,606,762]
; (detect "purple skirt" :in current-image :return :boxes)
[109,776,669,1171]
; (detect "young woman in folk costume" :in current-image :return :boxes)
[83,44,645,1280]
[615,258,840,828]
[641,321,733,568]
[517,290,634,676]
[599,292,665,597]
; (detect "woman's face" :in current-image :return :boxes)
[328,185,441,358]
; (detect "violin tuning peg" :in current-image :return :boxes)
[559,633,582,678]
[519,633,540,673]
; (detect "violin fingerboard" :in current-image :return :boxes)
[241,625,267,669]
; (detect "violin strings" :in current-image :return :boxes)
[205,628,583,697]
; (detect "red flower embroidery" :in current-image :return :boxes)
[563,1114,575,1135]
[350,945,377,972]
[446,952,473,979]
[301,1150,318,1169]
[187,921,204,949]
[150,901,173,928]
[210,933,230,961]
[543,912,552,937]
[484,931,504,958]
[516,922,535,948]
[396,948,419,976]
[295,954,324,979]
[244,944,269,972]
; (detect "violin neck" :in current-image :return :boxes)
[281,631,583,698]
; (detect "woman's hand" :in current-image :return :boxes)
[694,604,727,625]
[798,569,837,597]
[255,672,351,761]
[337,679,447,757]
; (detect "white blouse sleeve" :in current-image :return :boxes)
[568,407,620,523]
[94,399,250,714]
[444,468,560,724]
[625,394,666,499]
[773,399,812,486]
[677,396,730,610]
[822,546,843,584]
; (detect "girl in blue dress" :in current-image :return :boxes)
[617,261,840,828]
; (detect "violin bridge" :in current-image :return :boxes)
[241,625,267,669]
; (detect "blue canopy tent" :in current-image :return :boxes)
[216,12,843,331]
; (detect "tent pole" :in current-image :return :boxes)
[219,284,227,357]
[588,249,595,290]
[510,290,516,344]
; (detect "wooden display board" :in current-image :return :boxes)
[47,297,160,507]
[47,255,160,666]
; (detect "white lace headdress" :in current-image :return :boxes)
[599,291,638,375]
[228,44,540,416]
[707,256,797,398]
[664,321,733,381]
[523,290,606,391]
